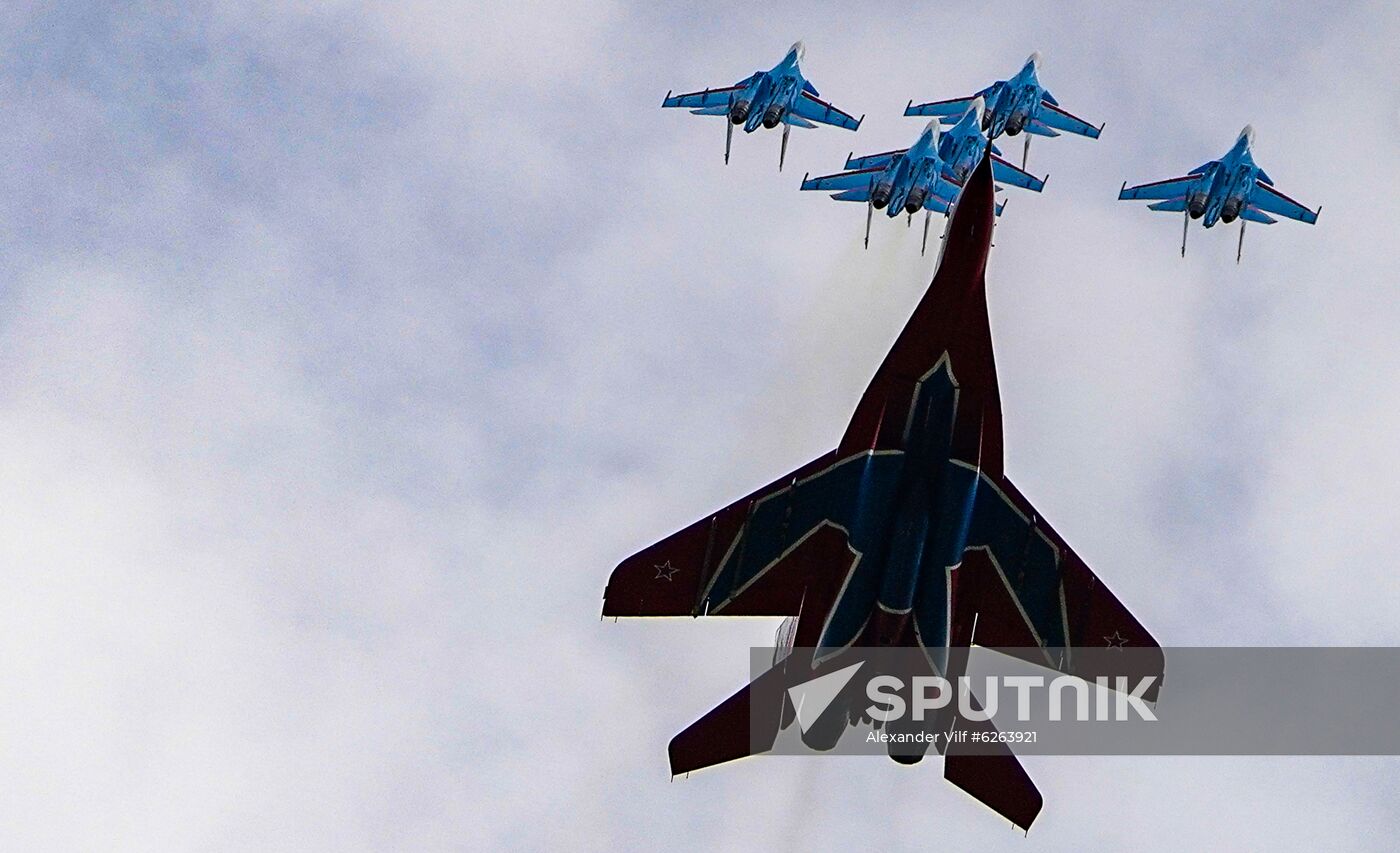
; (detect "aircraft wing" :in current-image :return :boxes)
[604,449,854,617]
[905,94,985,121]
[1035,101,1102,138]
[1118,174,1204,202]
[791,90,862,130]
[1249,180,1319,224]
[955,474,1164,695]
[661,77,754,110]
[989,155,1046,192]
[846,148,908,170]
[800,166,882,194]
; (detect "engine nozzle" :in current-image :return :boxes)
[728,101,750,125]
[1221,199,1241,223]
[1187,193,1207,219]
[871,185,892,209]
[904,188,926,214]
[761,105,783,129]
[1006,113,1026,135]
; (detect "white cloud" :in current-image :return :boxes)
[1,1,1398,848]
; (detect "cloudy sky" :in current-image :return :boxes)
[1,1,1398,849]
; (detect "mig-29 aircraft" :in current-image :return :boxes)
[604,151,1162,832]
[1118,125,1320,262]
[661,41,863,170]
[905,52,1101,169]
[800,100,1045,253]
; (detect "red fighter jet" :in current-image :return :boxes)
[603,148,1162,832]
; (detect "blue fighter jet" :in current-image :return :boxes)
[905,52,1101,169]
[662,42,863,170]
[931,98,1047,191]
[1118,125,1320,262]
[801,99,1045,254]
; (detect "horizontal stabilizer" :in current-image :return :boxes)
[670,663,789,775]
[1240,206,1277,224]
[944,738,1043,831]
[1147,199,1186,212]
[832,188,872,203]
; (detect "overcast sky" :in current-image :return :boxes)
[1,1,1398,849]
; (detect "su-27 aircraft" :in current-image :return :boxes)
[905,52,1101,169]
[603,151,1163,832]
[801,98,1047,253]
[1118,125,1320,262]
[661,41,863,171]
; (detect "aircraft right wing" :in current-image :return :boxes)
[800,166,883,194]
[989,155,1046,192]
[1034,101,1102,139]
[1249,180,1320,224]
[1118,173,1205,202]
[791,91,863,130]
[953,472,1164,697]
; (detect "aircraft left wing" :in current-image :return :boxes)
[1249,180,1319,224]
[989,155,1046,192]
[1118,174,1204,202]
[1035,101,1102,138]
[791,91,862,130]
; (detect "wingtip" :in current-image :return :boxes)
[662,89,672,107]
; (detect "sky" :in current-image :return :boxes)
[1,0,1398,849]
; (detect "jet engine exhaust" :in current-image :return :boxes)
[728,101,750,125]
[762,105,784,128]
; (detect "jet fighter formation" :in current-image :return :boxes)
[661,45,1318,257]
[618,44,1321,832]
[800,99,1046,253]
